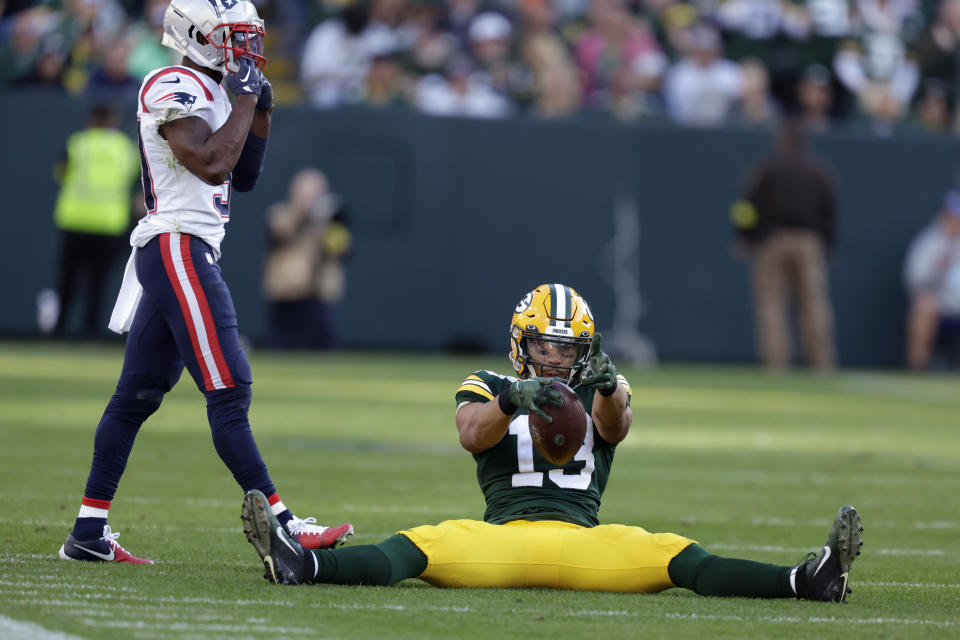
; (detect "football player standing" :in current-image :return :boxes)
[58,0,353,564]
[240,283,863,603]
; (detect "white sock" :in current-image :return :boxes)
[270,499,287,517]
[789,566,799,595]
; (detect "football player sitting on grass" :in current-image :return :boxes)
[240,283,863,602]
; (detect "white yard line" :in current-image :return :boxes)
[0,589,296,608]
[707,543,949,556]
[3,593,956,632]
[77,619,323,635]
[662,613,955,626]
[0,614,88,640]
[661,514,959,531]
[560,610,956,627]
[860,581,960,588]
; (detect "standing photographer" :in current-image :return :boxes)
[263,168,352,349]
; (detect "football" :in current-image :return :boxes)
[528,380,587,466]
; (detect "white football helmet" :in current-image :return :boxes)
[161,0,266,74]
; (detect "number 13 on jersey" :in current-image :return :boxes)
[509,417,595,490]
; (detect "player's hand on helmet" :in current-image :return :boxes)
[256,76,273,111]
[225,57,263,98]
[581,333,618,397]
[509,377,562,423]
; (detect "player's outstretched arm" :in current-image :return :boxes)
[456,401,511,453]
[456,378,561,453]
[160,58,262,185]
[161,99,256,185]
[592,386,631,443]
[582,334,632,443]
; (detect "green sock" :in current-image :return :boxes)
[311,534,428,586]
[668,543,795,598]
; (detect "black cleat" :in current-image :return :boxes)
[58,525,154,564]
[241,490,313,585]
[796,505,864,603]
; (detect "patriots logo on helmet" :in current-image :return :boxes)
[156,91,198,110]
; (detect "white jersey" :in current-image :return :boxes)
[132,65,232,259]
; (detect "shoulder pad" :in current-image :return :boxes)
[140,67,214,114]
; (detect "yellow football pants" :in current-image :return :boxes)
[399,519,696,593]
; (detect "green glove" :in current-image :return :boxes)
[507,377,563,423]
[581,333,618,396]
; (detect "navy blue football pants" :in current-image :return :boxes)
[83,232,277,501]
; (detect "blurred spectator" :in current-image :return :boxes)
[518,30,582,117]
[855,0,924,37]
[443,0,485,52]
[256,0,312,59]
[906,77,953,132]
[413,54,513,116]
[126,0,179,80]
[903,190,960,370]
[300,2,400,107]
[52,104,140,338]
[11,30,69,89]
[85,32,138,99]
[575,0,666,114]
[4,10,46,80]
[0,8,60,84]
[834,32,920,132]
[731,119,839,371]
[263,169,352,350]
[736,58,780,126]
[405,1,458,75]
[509,0,580,117]
[804,0,856,57]
[639,0,701,57]
[363,50,410,106]
[663,23,744,125]
[795,63,835,132]
[911,0,960,103]
[713,0,810,63]
[0,0,957,135]
[56,0,128,94]
[467,11,514,96]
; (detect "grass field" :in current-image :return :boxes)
[1,341,958,639]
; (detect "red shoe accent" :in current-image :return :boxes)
[108,536,154,564]
[293,522,355,550]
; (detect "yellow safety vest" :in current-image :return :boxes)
[53,127,139,236]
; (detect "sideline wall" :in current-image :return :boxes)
[2,95,955,367]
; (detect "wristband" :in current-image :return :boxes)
[598,380,618,397]
[232,133,268,192]
[497,388,517,416]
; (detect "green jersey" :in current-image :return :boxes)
[455,370,632,528]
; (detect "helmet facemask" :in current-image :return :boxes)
[216,17,266,73]
[516,331,591,384]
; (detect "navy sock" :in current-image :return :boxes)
[72,517,107,540]
[71,496,112,539]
